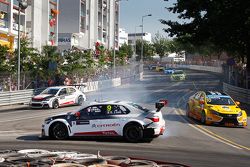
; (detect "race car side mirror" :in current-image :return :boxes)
[235,101,240,105]
[75,111,81,118]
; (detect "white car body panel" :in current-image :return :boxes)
[41,101,166,140]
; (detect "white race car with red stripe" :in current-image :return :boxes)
[30,86,86,109]
[41,100,167,142]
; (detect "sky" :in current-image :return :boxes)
[120,0,178,38]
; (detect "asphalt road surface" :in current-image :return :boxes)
[0,68,249,167]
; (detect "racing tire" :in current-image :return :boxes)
[52,100,59,109]
[124,124,143,143]
[201,111,206,125]
[77,95,84,106]
[186,104,190,118]
[51,122,68,140]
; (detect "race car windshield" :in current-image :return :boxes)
[41,88,60,95]
[206,96,235,105]
[127,103,150,112]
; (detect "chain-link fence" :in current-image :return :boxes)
[0,63,141,92]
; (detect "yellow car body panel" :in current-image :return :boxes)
[187,91,248,127]
[155,66,165,72]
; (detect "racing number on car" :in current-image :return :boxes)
[107,105,112,114]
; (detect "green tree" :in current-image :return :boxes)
[161,0,250,73]
[152,33,171,61]
[119,43,133,59]
[135,40,154,61]
[0,45,12,72]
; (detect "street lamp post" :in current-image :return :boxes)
[140,14,152,64]
[17,0,28,90]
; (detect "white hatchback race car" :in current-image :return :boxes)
[30,86,86,109]
[41,100,167,142]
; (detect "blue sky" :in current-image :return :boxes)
[120,0,178,38]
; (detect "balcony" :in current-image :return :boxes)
[13,23,24,32]
[0,19,8,28]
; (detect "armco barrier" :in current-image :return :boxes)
[0,74,142,106]
[177,64,222,73]
[223,82,250,105]
[0,89,34,106]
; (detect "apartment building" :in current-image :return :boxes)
[26,0,59,52]
[0,0,27,51]
[118,28,128,47]
[58,0,119,52]
[128,32,152,46]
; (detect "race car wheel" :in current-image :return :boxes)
[77,95,84,106]
[124,124,143,143]
[51,122,68,140]
[186,104,190,117]
[52,100,59,109]
[201,111,206,124]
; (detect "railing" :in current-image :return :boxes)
[223,83,250,105]
[177,64,223,73]
[0,73,142,107]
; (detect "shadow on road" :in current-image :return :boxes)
[16,135,154,143]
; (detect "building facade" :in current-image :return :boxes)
[26,0,59,52]
[58,0,119,52]
[0,0,27,51]
[118,28,128,47]
[128,32,152,46]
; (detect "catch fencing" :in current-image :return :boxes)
[177,64,249,104]
[0,73,142,107]
[223,82,250,105]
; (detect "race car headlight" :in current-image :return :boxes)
[211,110,220,116]
[43,98,50,101]
[238,111,242,117]
[44,117,53,124]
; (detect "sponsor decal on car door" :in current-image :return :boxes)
[58,88,67,106]
[99,105,129,136]
[71,105,104,136]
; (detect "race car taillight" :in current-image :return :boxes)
[147,117,160,122]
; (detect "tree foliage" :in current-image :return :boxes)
[161,0,250,71]
[135,40,154,61]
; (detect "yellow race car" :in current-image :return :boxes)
[186,91,247,127]
[155,65,165,72]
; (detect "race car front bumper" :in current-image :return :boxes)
[207,114,247,127]
[30,101,51,109]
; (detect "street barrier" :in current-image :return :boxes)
[0,74,141,107]
[0,89,34,106]
[177,64,222,73]
[223,82,250,105]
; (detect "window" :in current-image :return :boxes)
[59,88,67,96]
[105,105,130,115]
[80,105,104,118]
[69,87,76,94]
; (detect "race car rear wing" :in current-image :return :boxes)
[155,99,168,112]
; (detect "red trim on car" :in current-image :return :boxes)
[73,130,119,136]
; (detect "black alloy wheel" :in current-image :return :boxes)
[52,100,59,109]
[186,104,190,117]
[77,95,84,106]
[201,111,206,124]
[124,125,143,143]
[51,123,68,140]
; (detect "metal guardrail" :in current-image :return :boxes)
[177,64,223,73]
[0,73,142,107]
[223,82,250,104]
[0,89,34,106]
